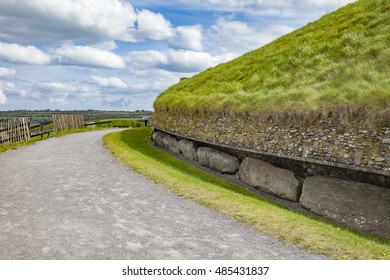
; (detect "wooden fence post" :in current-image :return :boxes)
[0,117,30,145]
[52,114,84,133]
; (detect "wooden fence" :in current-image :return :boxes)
[0,117,30,145]
[52,114,84,133]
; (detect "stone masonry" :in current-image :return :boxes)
[151,112,389,173]
[151,129,390,240]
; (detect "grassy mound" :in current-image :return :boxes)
[154,0,390,124]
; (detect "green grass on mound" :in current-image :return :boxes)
[103,127,390,260]
[154,0,390,123]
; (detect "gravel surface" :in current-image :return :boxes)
[0,129,326,260]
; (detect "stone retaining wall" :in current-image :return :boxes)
[151,129,390,239]
[150,112,389,173]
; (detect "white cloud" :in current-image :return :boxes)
[48,93,69,105]
[177,0,355,11]
[55,45,126,69]
[0,81,16,91]
[39,81,102,105]
[102,97,133,108]
[134,9,175,41]
[128,49,236,73]
[0,42,51,65]
[0,79,41,100]
[127,50,168,66]
[164,49,236,72]
[41,82,80,92]
[169,25,203,51]
[90,41,118,51]
[0,67,16,78]
[0,88,7,105]
[127,68,192,92]
[207,17,294,53]
[0,0,176,43]
[40,82,97,100]
[208,18,263,52]
[91,76,127,89]
[0,0,136,43]
[300,0,356,8]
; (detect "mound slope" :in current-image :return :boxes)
[154,0,389,123]
[151,0,389,172]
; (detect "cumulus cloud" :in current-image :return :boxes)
[40,82,90,93]
[90,41,118,51]
[126,68,192,93]
[300,0,356,8]
[0,81,16,91]
[55,45,126,69]
[41,82,71,92]
[128,49,236,73]
[177,0,355,11]
[207,17,294,53]
[163,49,236,72]
[39,81,101,105]
[0,0,135,43]
[41,81,97,97]
[48,93,69,105]
[0,79,40,101]
[102,97,133,108]
[169,25,203,51]
[0,88,7,105]
[91,76,127,89]
[0,67,16,78]
[0,42,51,65]
[0,0,175,43]
[134,10,175,41]
[127,50,168,67]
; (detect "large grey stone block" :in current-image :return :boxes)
[197,147,208,166]
[238,158,301,201]
[151,131,168,148]
[162,134,181,153]
[197,147,240,174]
[300,176,390,239]
[178,139,198,161]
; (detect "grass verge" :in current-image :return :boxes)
[103,127,390,260]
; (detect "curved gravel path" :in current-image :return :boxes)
[0,129,325,260]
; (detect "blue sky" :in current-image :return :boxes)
[0,0,355,111]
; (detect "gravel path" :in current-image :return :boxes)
[0,129,325,260]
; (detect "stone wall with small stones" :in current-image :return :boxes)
[150,112,389,174]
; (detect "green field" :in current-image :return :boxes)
[111,119,142,128]
[0,110,152,122]
[153,0,390,124]
[104,127,390,260]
